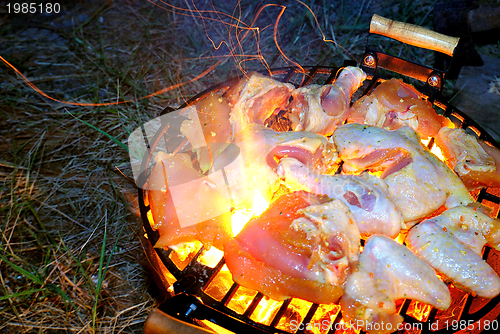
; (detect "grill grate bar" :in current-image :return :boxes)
[270,299,292,328]
[296,303,320,334]
[221,282,239,306]
[281,67,299,84]
[243,292,264,318]
[301,67,318,86]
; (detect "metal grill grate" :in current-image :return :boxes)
[139,65,500,334]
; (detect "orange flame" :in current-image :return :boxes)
[430,144,445,161]
[249,296,283,325]
[198,247,224,268]
[406,300,433,322]
[227,286,258,314]
[231,192,270,236]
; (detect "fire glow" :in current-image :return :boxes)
[143,133,454,333]
[421,138,446,161]
[231,192,270,236]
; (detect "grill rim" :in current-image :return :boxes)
[139,65,500,334]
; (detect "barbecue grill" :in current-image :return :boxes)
[139,15,500,334]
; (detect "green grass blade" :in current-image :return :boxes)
[92,219,107,333]
[67,112,129,153]
[0,288,45,301]
[0,254,43,285]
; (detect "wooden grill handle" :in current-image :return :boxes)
[143,309,215,334]
[370,14,460,57]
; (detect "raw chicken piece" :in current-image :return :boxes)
[435,127,500,190]
[348,78,447,138]
[288,67,366,136]
[340,235,450,334]
[277,157,404,238]
[406,220,500,298]
[226,72,294,135]
[147,152,232,250]
[333,124,473,224]
[213,124,339,212]
[180,92,233,173]
[429,204,500,255]
[224,191,360,304]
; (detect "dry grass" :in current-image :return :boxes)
[0,0,458,332]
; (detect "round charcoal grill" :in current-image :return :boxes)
[140,16,500,334]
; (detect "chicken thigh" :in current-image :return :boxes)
[435,127,500,190]
[348,78,446,138]
[288,67,366,136]
[333,124,473,224]
[277,157,404,238]
[224,191,360,304]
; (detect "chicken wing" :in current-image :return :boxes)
[340,235,450,334]
[429,204,500,255]
[406,219,500,298]
[226,72,295,135]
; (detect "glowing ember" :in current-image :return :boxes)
[169,241,202,270]
[420,138,446,161]
[204,265,234,301]
[200,320,236,334]
[308,304,342,334]
[227,286,258,314]
[249,296,283,325]
[146,209,155,228]
[198,247,224,268]
[368,170,384,178]
[394,231,407,244]
[276,299,312,332]
[406,300,433,322]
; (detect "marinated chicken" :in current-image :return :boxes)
[348,78,447,138]
[340,235,451,334]
[226,72,295,135]
[428,204,500,255]
[224,191,360,304]
[406,219,500,298]
[435,127,500,190]
[288,67,366,136]
[333,124,473,224]
[277,157,404,238]
[146,67,500,332]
